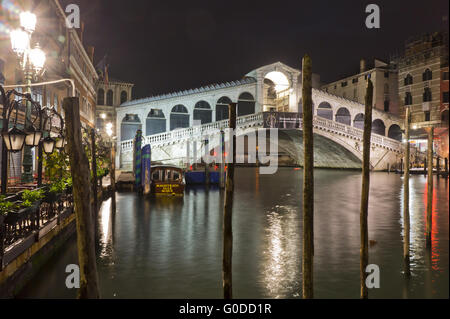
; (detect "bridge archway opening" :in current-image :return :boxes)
[238,92,256,116]
[335,107,351,126]
[194,101,212,125]
[263,71,290,112]
[121,114,142,141]
[216,96,232,121]
[317,102,333,120]
[388,124,402,141]
[170,104,189,130]
[372,119,386,136]
[353,113,364,130]
[147,109,166,135]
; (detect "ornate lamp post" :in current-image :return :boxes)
[10,11,46,183]
[1,86,40,193]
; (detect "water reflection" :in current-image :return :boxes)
[18,169,449,299]
[261,205,301,298]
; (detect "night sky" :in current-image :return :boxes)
[59,0,449,100]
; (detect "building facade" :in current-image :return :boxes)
[0,0,98,182]
[321,59,399,116]
[95,78,134,139]
[394,32,449,158]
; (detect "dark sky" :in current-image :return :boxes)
[60,0,449,100]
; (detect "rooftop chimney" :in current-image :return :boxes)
[360,59,366,73]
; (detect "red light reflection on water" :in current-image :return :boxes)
[422,180,440,272]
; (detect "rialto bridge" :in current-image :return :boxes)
[115,62,404,171]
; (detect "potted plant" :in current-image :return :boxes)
[0,195,17,225]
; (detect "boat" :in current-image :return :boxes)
[149,165,185,196]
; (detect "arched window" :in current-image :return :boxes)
[388,124,402,141]
[120,91,128,104]
[97,89,105,105]
[193,101,212,124]
[372,119,386,136]
[120,114,142,141]
[422,69,432,81]
[423,87,432,102]
[384,100,390,112]
[317,102,333,120]
[405,92,412,105]
[106,90,113,106]
[216,96,232,121]
[404,74,413,85]
[170,105,189,130]
[238,92,255,116]
[146,109,166,135]
[353,113,364,129]
[335,107,351,125]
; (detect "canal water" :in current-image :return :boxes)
[18,168,449,299]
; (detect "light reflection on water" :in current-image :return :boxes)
[18,169,449,299]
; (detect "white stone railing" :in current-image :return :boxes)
[310,116,403,152]
[120,113,263,152]
[120,112,402,153]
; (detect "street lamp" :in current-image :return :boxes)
[42,136,56,154]
[9,11,46,183]
[1,126,27,152]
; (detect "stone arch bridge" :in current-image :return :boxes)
[116,62,403,171]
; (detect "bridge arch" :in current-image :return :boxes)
[146,109,166,135]
[216,96,232,121]
[317,102,333,120]
[194,101,212,124]
[170,104,190,130]
[353,113,364,129]
[120,114,142,141]
[238,92,255,116]
[298,99,315,118]
[388,124,402,141]
[335,107,351,125]
[372,119,386,136]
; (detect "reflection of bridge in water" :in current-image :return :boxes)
[119,112,403,171]
[115,62,403,171]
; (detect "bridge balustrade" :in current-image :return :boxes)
[120,112,402,154]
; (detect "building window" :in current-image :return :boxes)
[384,100,390,112]
[404,74,413,85]
[98,89,105,105]
[424,111,430,121]
[120,91,128,104]
[405,92,412,105]
[384,71,389,78]
[341,81,347,87]
[422,68,432,81]
[423,87,432,102]
[352,78,358,83]
[443,72,449,81]
[443,91,449,103]
[106,90,113,106]
[384,83,389,94]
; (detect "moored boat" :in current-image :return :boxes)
[149,165,185,196]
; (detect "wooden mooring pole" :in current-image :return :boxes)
[403,106,411,277]
[222,102,236,299]
[111,140,116,214]
[91,129,98,215]
[220,130,226,189]
[426,127,434,247]
[302,54,314,299]
[360,78,373,299]
[63,97,100,299]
